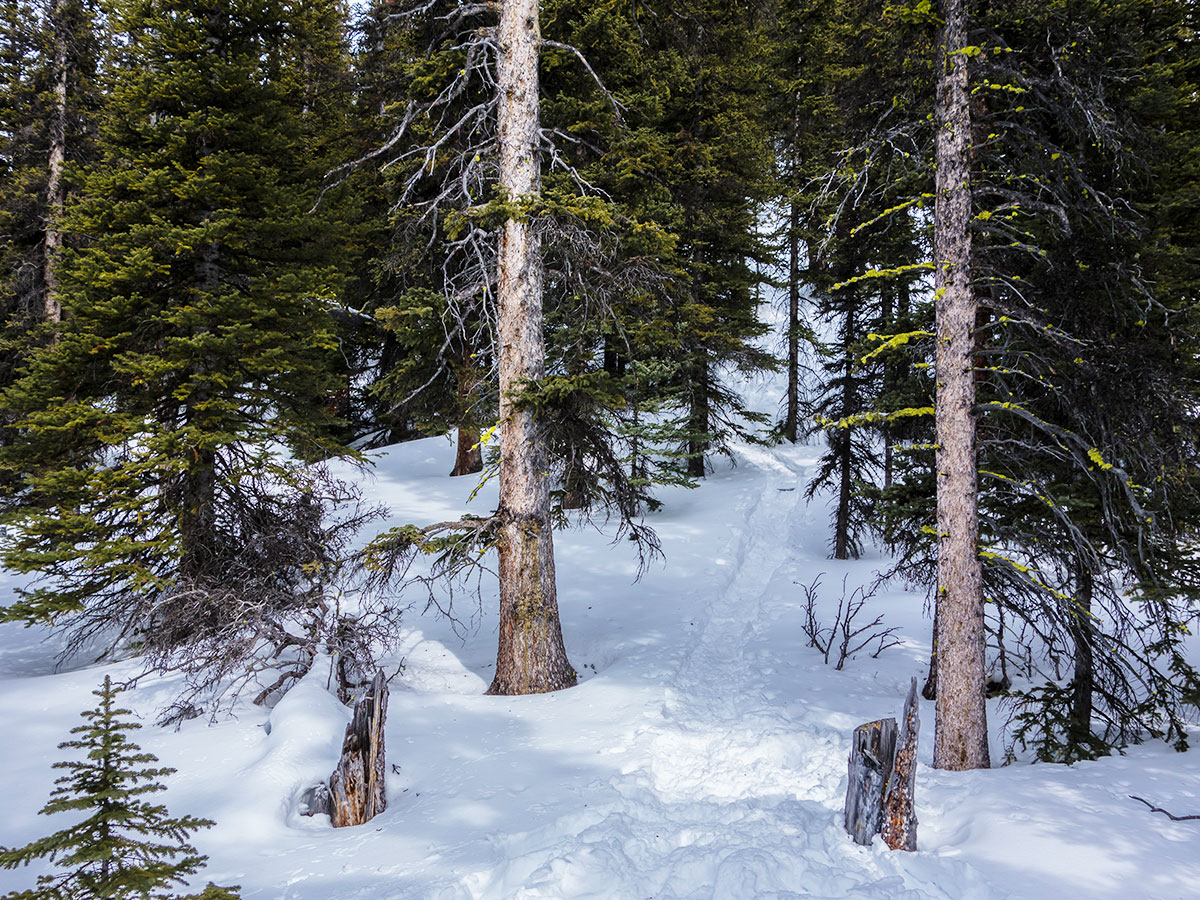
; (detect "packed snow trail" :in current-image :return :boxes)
[454,444,975,900]
[2,435,1200,900]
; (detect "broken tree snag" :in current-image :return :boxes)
[882,678,921,851]
[844,717,898,845]
[329,670,389,828]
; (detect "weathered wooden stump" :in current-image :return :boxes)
[881,677,920,851]
[844,716,897,845]
[329,669,388,828]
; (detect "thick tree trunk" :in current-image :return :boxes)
[931,0,990,771]
[784,202,801,443]
[487,0,575,696]
[43,0,70,324]
[452,425,483,477]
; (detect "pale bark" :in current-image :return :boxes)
[43,0,70,324]
[931,0,990,771]
[487,0,575,695]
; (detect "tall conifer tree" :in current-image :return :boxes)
[0,0,351,641]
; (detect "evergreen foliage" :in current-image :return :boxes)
[0,0,1193,757]
[0,676,239,899]
[0,0,101,326]
[814,0,1200,760]
[0,0,384,719]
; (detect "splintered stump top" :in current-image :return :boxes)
[881,678,920,851]
[845,717,898,846]
[844,677,920,851]
[329,670,388,828]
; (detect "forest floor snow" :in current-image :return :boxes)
[1,433,1199,899]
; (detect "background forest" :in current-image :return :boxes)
[0,0,1199,896]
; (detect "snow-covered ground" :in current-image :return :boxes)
[2,397,1200,898]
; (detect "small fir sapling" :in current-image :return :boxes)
[0,676,239,900]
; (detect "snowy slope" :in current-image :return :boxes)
[1,427,1199,899]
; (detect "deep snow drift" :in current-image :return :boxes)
[1,426,1199,899]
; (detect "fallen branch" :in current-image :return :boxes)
[1129,795,1200,821]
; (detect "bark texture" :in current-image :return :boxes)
[43,0,70,324]
[451,425,483,477]
[329,671,389,827]
[881,678,920,851]
[487,0,576,696]
[844,717,897,845]
[451,346,483,477]
[931,0,990,771]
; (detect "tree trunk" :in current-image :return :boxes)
[43,0,70,324]
[452,425,483,477]
[784,201,801,443]
[179,236,220,581]
[1069,559,1094,744]
[487,0,575,696]
[687,359,709,479]
[922,608,938,701]
[329,671,388,827]
[881,284,895,489]
[931,0,990,771]
[451,341,483,477]
[833,307,856,560]
[603,336,626,377]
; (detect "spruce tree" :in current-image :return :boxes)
[824,0,1200,761]
[0,677,239,900]
[0,0,361,702]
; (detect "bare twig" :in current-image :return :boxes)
[1129,795,1200,822]
[800,573,900,669]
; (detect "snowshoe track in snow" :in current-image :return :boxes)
[460,444,956,900]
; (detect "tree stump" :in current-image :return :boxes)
[844,717,898,845]
[881,677,920,851]
[329,670,388,828]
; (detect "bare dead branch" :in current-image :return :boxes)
[1129,795,1200,822]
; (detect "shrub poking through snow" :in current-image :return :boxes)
[0,676,239,900]
[800,573,901,670]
